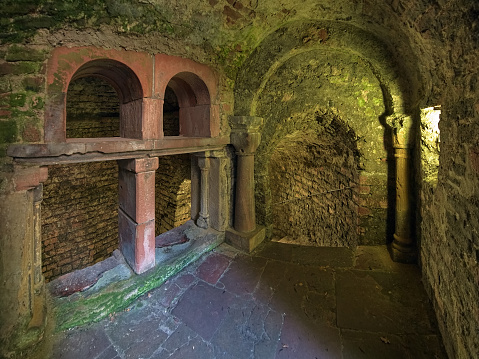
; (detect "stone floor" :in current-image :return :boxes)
[46,241,446,359]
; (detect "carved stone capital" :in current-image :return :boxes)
[229,116,263,154]
[385,113,413,148]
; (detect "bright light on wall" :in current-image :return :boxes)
[421,106,441,185]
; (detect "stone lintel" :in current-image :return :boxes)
[226,225,265,253]
[7,137,229,165]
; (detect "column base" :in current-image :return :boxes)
[389,234,417,263]
[226,225,265,253]
[196,215,209,229]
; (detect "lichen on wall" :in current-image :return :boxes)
[251,46,389,245]
[66,76,120,138]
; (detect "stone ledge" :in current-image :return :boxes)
[53,222,224,331]
[7,137,229,165]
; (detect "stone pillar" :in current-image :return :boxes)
[196,152,210,229]
[190,155,200,221]
[118,157,159,274]
[386,114,416,263]
[208,149,229,232]
[29,184,47,330]
[226,116,265,252]
[0,166,48,357]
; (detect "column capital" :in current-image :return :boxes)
[229,116,263,154]
[117,157,159,173]
[385,113,413,148]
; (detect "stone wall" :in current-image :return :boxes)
[155,155,191,235]
[269,117,359,247]
[163,86,179,136]
[41,161,119,282]
[251,46,388,245]
[412,2,479,358]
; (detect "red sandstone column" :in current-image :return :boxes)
[226,116,265,252]
[118,157,159,274]
[387,114,416,263]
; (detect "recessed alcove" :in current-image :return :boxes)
[41,161,119,282]
[66,76,120,138]
[269,116,360,247]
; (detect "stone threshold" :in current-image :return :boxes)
[50,221,224,331]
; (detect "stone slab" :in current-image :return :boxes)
[336,269,437,334]
[172,281,234,341]
[195,253,231,285]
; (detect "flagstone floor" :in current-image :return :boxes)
[45,241,446,359]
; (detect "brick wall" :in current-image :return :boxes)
[155,154,191,235]
[66,76,120,138]
[163,86,179,136]
[41,161,119,282]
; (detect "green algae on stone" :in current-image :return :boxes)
[0,121,18,144]
[53,234,223,331]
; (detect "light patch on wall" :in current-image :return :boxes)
[421,106,441,185]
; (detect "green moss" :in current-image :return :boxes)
[0,121,18,143]
[6,45,47,62]
[54,236,222,331]
[10,92,26,107]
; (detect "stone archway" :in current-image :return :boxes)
[234,20,418,261]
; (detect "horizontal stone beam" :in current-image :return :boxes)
[7,137,229,165]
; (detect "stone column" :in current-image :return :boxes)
[118,157,159,274]
[387,114,416,263]
[226,116,265,252]
[0,166,48,356]
[29,184,47,330]
[196,152,210,229]
[208,149,229,232]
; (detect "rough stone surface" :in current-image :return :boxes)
[66,76,120,138]
[1,0,479,357]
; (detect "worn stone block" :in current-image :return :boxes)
[118,209,155,274]
[226,225,265,253]
[118,158,158,224]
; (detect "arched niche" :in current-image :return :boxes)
[68,59,144,140]
[44,47,154,142]
[155,54,220,138]
[165,72,212,137]
[233,21,418,246]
